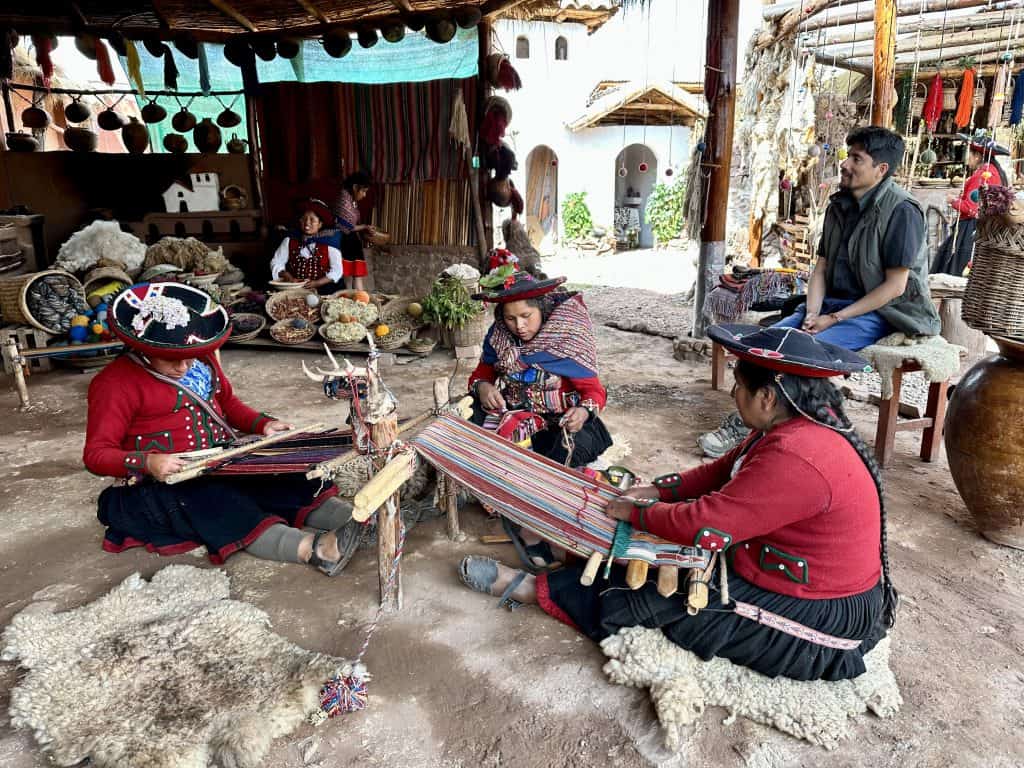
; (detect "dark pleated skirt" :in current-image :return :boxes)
[931,218,977,277]
[469,400,613,468]
[97,475,336,564]
[538,562,885,681]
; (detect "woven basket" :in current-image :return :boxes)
[942,78,959,111]
[83,265,132,301]
[380,296,426,328]
[962,216,1024,337]
[0,269,85,333]
[974,78,987,108]
[318,322,370,350]
[910,81,927,117]
[266,288,320,323]
[406,337,437,355]
[229,312,266,342]
[269,319,316,345]
[373,324,411,350]
[450,310,490,348]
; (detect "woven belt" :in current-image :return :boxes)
[732,600,863,650]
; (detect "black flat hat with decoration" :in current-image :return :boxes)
[110,282,231,360]
[707,324,871,378]
[472,269,566,303]
[956,132,1010,156]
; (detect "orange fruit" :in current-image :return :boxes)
[352,290,371,304]
[375,324,390,337]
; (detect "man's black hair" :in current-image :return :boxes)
[342,171,373,191]
[845,126,905,179]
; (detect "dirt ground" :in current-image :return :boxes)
[1,290,1023,768]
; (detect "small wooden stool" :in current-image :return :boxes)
[710,341,732,391]
[873,360,948,469]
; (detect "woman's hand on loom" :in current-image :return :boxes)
[476,382,507,412]
[261,420,293,436]
[605,486,660,522]
[146,453,187,483]
[559,407,589,433]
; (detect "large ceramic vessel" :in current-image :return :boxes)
[945,336,1024,549]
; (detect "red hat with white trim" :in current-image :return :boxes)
[110,282,231,360]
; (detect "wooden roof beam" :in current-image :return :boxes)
[803,7,1024,48]
[846,39,1024,70]
[800,0,1015,34]
[206,0,258,32]
[295,0,330,25]
[388,0,414,12]
[811,25,1020,59]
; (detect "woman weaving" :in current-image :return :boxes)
[84,283,361,575]
[461,325,895,681]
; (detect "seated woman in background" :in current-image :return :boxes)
[468,270,613,571]
[334,171,377,292]
[460,325,895,682]
[84,282,361,575]
[270,198,344,294]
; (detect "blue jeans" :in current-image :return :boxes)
[772,299,891,351]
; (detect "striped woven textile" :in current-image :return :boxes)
[372,179,474,246]
[412,416,710,570]
[202,429,356,476]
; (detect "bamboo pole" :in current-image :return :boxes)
[872,0,897,129]
[812,27,1017,59]
[800,0,1006,34]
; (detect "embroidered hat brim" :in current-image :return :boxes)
[473,275,567,303]
[707,323,871,378]
[295,198,335,225]
[110,282,231,360]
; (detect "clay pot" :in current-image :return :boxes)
[216,108,242,128]
[322,32,352,58]
[64,99,91,124]
[945,336,1024,549]
[171,107,197,133]
[64,126,98,152]
[5,132,38,152]
[455,8,482,28]
[357,28,378,48]
[97,107,126,131]
[252,39,277,62]
[223,39,253,67]
[193,118,222,153]
[21,105,51,129]
[174,34,199,59]
[405,15,426,32]
[163,133,189,154]
[121,116,150,154]
[226,133,249,154]
[426,18,457,44]
[141,99,167,124]
[276,38,300,59]
[382,23,405,44]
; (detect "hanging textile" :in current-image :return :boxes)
[1011,67,1024,126]
[124,40,144,97]
[923,73,944,132]
[989,63,1010,130]
[955,69,975,129]
[894,75,912,134]
[197,43,211,96]
[94,39,115,86]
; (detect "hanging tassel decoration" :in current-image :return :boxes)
[923,73,944,132]
[682,141,705,241]
[94,38,115,86]
[31,34,54,88]
[497,58,522,91]
[989,62,1010,130]
[162,45,179,91]
[198,43,211,96]
[955,68,975,129]
[125,40,145,97]
[1011,67,1024,126]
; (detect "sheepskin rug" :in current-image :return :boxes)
[859,333,965,399]
[2,565,347,768]
[601,627,902,750]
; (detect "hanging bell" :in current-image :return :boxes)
[64,98,92,124]
[143,39,167,58]
[75,34,98,60]
[216,107,242,128]
[382,24,405,44]
[97,107,126,131]
[276,38,300,59]
[920,148,938,166]
[357,28,378,48]
[171,106,197,133]
[323,32,352,58]
[141,99,167,124]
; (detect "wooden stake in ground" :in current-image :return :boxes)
[872,0,898,128]
[4,337,29,408]
[433,377,465,541]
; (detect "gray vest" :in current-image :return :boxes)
[822,178,941,337]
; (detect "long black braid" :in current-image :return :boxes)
[735,360,898,629]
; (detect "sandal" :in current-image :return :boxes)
[309,520,363,577]
[459,555,528,610]
[501,518,559,575]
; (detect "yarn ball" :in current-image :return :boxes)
[920,148,938,165]
[780,178,793,191]
[71,314,90,327]
[91,323,104,336]
[306,293,321,307]
[292,318,309,329]
[69,325,89,342]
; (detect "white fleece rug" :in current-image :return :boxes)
[2,565,347,768]
[601,627,902,751]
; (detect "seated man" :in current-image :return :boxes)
[700,125,941,458]
[84,282,361,574]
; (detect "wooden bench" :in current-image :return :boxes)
[710,341,949,468]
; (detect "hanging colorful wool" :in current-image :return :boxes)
[955,69,975,129]
[95,38,115,86]
[497,58,522,91]
[30,34,54,88]
[1011,67,1024,126]
[923,73,944,132]
[989,63,1010,130]
[124,40,145,97]
[316,663,370,719]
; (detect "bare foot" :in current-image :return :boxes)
[489,562,538,604]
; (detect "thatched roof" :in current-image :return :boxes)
[501,1,619,32]
[0,0,590,42]
[567,80,706,131]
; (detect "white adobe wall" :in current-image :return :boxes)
[493,19,695,245]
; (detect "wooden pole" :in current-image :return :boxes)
[1,81,16,133]
[800,0,1001,34]
[433,377,465,541]
[693,0,739,339]
[372,413,402,611]
[872,0,897,129]
[477,21,494,253]
[748,212,764,266]
[5,337,30,408]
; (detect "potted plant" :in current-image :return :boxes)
[421,275,487,348]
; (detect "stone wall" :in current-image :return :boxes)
[368,245,481,296]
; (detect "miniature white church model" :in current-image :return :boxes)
[162,173,220,213]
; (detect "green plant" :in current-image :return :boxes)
[563,191,593,240]
[645,178,687,246]
[421,276,482,330]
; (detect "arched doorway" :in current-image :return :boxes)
[614,144,658,248]
[525,145,558,249]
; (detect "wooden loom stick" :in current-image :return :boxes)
[687,553,718,615]
[625,560,649,590]
[352,451,418,522]
[5,337,30,409]
[657,565,680,598]
[579,552,604,586]
[434,377,463,540]
[165,422,325,485]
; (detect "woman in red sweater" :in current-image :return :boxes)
[84,282,361,574]
[460,324,895,681]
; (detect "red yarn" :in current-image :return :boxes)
[480,110,508,147]
[31,35,53,88]
[922,73,943,132]
[95,39,115,86]
[497,59,522,90]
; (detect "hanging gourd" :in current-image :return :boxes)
[381,24,405,44]
[323,32,352,58]
[223,38,253,67]
[163,133,188,154]
[425,18,457,44]
[276,38,300,59]
[64,126,98,152]
[665,168,674,177]
[173,34,199,59]
[455,8,482,28]
[21,104,50,130]
[405,16,426,32]
[121,117,150,154]
[64,97,91,124]
[807,144,822,158]
[97,106,126,131]
[140,98,167,124]
[251,38,277,61]
[920,148,938,166]
[215,96,242,128]
[172,100,197,132]
[193,118,222,153]
[357,28,378,48]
